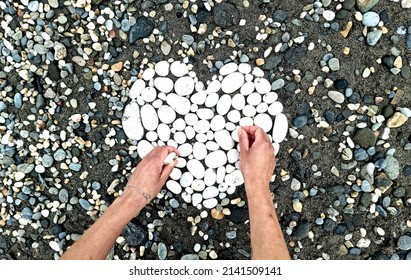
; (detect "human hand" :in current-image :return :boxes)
[125,146,179,204]
[238,126,275,188]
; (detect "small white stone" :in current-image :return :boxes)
[227,149,239,163]
[192,193,203,207]
[242,104,256,117]
[129,79,146,99]
[141,87,157,102]
[214,130,235,150]
[178,143,193,157]
[256,102,269,113]
[174,132,187,144]
[170,61,188,77]
[263,92,278,104]
[272,113,288,143]
[202,186,219,199]
[254,78,271,94]
[328,91,345,104]
[49,241,60,252]
[204,169,217,186]
[221,72,244,94]
[224,170,244,186]
[166,94,191,115]
[193,120,211,134]
[190,91,207,105]
[14,171,25,181]
[254,113,273,132]
[252,67,265,77]
[210,115,226,131]
[175,76,195,96]
[155,61,170,76]
[122,102,144,140]
[187,159,206,179]
[323,10,335,21]
[238,63,252,74]
[181,192,192,203]
[166,180,182,194]
[137,140,154,158]
[401,107,411,117]
[205,150,228,168]
[192,179,206,191]
[197,108,214,120]
[173,118,186,131]
[157,123,171,142]
[227,110,241,123]
[143,68,155,81]
[193,142,207,160]
[240,81,255,95]
[141,104,159,131]
[203,198,218,209]
[205,92,219,107]
[217,94,232,115]
[35,165,45,174]
[154,77,174,93]
[146,131,158,142]
[184,113,198,126]
[232,94,246,110]
[180,172,194,187]
[216,166,226,184]
[207,80,221,93]
[239,117,254,127]
[268,101,284,116]
[206,141,220,151]
[219,62,238,75]
[247,92,262,106]
[185,126,196,140]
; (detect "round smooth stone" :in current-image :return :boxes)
[184,113,198,126]
[227,149,239,163]
[192,193,203,207]
[232,94,246,110]
[210,115,226,131]
[155,61,170,76]
[146,131,158,141]
[206,141,220,151]
[272,113,288,143]
[263,92,278,104]
[175,76,195,96]
[154,77,174,93]
[214,130,235,150]
[157,123,171,142]
[122,102,144,140]
[170,168,182,180]
[192,179,206,191]
[141,87,157,102]
[178,143,193,157]
[227,110,241,123]
[252,67,264,77]
[195,81,205,91]
[170,61,188,77]
[185,126,195,140]
[225,122,236,131]
[176,157,187,168]
[254,113,273,132]
[240,81,255,95]
[273,143,280,156]
[221,72,244,94]
[202,186,219,199]
[187,159,205,179]
[247,92,262,106]
[204,169,217,186]
[190,91,207,105]
[180,172,194,188]
[166,94,191,115]
[129,79,146,99]
[239,117,254,126]
[224,170,244,186]
[152,99,163,109]
[216,166,226,184]
[219,62,238,75]
[217,94,232,115]
[203,198,218,209]
[193,120,211,134]
[268,101,283,116]
[205,92,219,107]
[143,68,155,81]
[193,142,207,160]
[254,78,271,94]
[205,150,228,168]
[256,102,269,113]
[238,63,252,74]
[196,133,208,143]
[35,165,45,173]
[140,104,158,131]
[172,119,186,131]
[137,140,154,158]
[181,192,192,203]
[206,80,221,93]
[174,132,186,144]
[166,180,182,194]
[197,108,214,120]
[242,105,256,117]
[157,106,176,125]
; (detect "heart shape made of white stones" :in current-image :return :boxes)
[122,60,288,210]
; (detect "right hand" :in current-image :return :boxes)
[238,126,275,187]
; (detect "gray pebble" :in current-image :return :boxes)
[42,154,54,167]
[14,92,22,109]
[397,235,411,251]
[384,156,400,180]
[69,162,82,172]
[53,149,66,161]
[362,12,380,27]
[59,189,69,203]
[367,30,383,46]
[157,243,167,260]
[78,198,91,211]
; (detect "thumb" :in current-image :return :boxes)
[160,160,176,181]
[238,128,249,153]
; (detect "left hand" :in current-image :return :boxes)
[125,146,179,202]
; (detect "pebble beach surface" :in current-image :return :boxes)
[0,0,411,260]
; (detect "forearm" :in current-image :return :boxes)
[60,190,146,260]
[246,183,290,260]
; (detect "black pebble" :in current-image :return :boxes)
[334,79,348,90]
[322,218,337,232]
[403,165,411,176]
[228,207,249,224]
[291,221,310,240]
